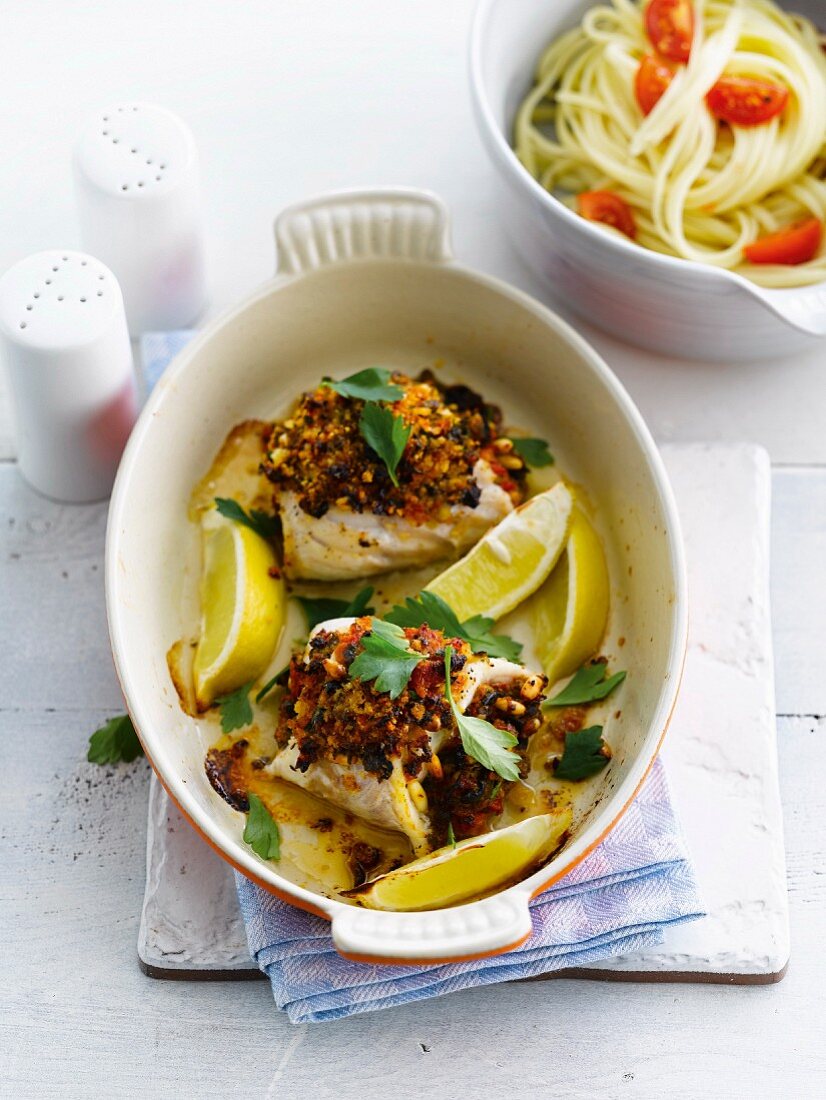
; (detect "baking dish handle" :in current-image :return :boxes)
[330,889,533,964]
[274,188,453,276]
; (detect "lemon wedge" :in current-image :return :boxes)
[530,507,610,684]
[350,811,571,911]
[193,520,285,708]
[425,482,573,622]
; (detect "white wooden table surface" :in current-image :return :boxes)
[1,2,824,1097]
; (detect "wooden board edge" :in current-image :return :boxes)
[138,954,789,986]
[138,955,264,982]
[527,961,790,986]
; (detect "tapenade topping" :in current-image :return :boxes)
[424,672,547,843]
[277,619,471,782]
[262,371,526,523]
[276,615,548,846]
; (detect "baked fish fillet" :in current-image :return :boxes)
[278,459,513,581]
[266,617,546,854]
[261,371,528,581]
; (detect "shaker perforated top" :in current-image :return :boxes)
[74,102,196,198]
[0,249,136,502]
[73,102,207,333]
[0,250,120,350]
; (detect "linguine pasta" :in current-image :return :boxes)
[514,0,826,287]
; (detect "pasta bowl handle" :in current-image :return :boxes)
[330,889,533,964]
[274,188,453,276]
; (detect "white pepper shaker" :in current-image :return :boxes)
[0,250,137,502]
[73,102,207,335]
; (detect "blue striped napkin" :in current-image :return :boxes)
[140,331,703,1024]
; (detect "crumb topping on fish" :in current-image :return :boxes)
[262,371,526,523]
[265,617,547,850]
[276,618,461,782]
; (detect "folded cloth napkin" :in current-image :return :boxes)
[236,759,702,1023]
[140,332,704,1025]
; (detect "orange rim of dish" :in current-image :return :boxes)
[123,624,686,967]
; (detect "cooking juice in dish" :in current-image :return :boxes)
[169,367,627,909]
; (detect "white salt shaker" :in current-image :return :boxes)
[73,102,207,334]
[0,251,138,502]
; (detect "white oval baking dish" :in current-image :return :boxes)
[470,0,826,362]
[106,189,688,964]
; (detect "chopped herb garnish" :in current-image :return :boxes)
[87,714,144,764]
[255,667,289,704]
[349,619,425,699]
[217,682,254,732]
[547,661,626,707]
[447,822,457,850]
[358,402,412,486]
[214,497,279,540]
[296,585,375,632]
[243,793,281,861]
[512,437,554,468]
[443,645,521,782]
[322,367,404,403]
[385,591,522,661]
[553,725,611,781]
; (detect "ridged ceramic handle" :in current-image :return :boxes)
[330,891,533,964]
[274,188,452,276]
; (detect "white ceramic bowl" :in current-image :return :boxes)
[470,0,826,362]
[106,189,687,963]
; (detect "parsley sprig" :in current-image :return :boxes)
[547,661,626,707]
[217,683,254,732]
[296,585,375,632]
[88,714,144,764]
[322,368,411,486]
[385,591,522,662]
[443,645,521,782]
[243,793,281,861]
[322,367,404,403]
[512,437,554,468]
[554,726,611,781]
[349,620,424,699]
[215,498,278,540]
[359,402,411,486]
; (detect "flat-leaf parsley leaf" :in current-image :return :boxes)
[512,437,554,468]
[554,725,611,781]
[386,591,522,661]
[322,367,404,403]
[349,619,424,699]
[443,645,521,782]
[296,585,375,632]
[243,793,281,861]
[548,661,626,707]
[88,714,144,764]
[359,402,411,487]
[217,683,254,732]
[214,497,279,540]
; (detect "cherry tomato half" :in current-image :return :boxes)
[578,191,637,239]
[635,54,675,115]
[744,219,823,266]
[645,0,694,64]
[707,76,789,127]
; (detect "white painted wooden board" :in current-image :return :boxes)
[2,460,825,1098]
[138,443,788,980]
